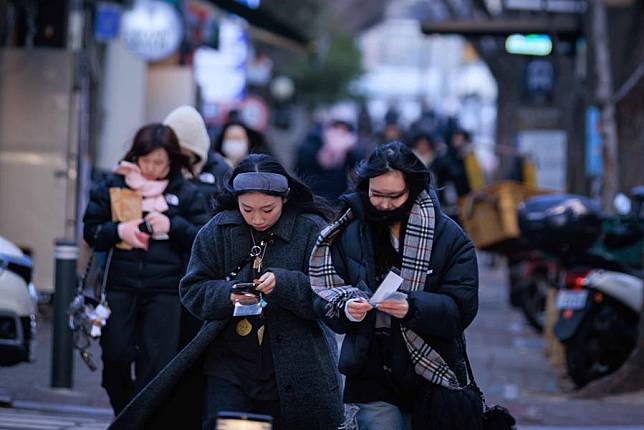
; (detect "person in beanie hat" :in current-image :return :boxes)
[164,106,230,201]
[164,106,227,356]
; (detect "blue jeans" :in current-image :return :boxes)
[353,401,412,430]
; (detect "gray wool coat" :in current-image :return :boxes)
[109,208,343,430]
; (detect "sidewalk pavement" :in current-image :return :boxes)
[471,253,644,427]
[0,252,643,428]
[0,307,110,411]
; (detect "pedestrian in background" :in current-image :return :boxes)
[407,131,443,169]
[213,120,268,169]
[164,105,231,202]
[163,105,223,352]
[296,119,362,201]
[432,128,485,221]
[82,123,209,415]
[310,142,479,429]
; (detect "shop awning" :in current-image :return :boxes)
[210,0,310,51]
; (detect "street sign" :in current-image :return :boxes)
[95,2,121,42]
[518,130,567,191]
[585,106,603,178]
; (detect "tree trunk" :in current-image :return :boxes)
[591,0,620,212]
[575,3,644,398]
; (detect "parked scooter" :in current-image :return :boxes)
[518,187,644,387]
[557,268,642,387]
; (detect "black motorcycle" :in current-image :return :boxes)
[518,187,644,387]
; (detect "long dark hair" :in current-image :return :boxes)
[122,123,194,178]
[354,141,431,196]
[214,154,333,220]
[212,121,267,156]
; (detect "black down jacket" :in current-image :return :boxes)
[83,172,209,293]
[315,190,479,396]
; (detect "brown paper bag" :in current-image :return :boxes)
[109,188,142,250]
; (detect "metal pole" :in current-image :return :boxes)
[51,240,79,388]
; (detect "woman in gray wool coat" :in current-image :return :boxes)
[109,154,343,430]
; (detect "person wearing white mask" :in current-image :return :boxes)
[214,121,267,168]
[164,106,231,200]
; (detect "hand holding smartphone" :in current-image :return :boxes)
[231,282,259,297]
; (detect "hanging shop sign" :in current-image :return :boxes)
[505,34,553,56]
[194,19,248,103]
[120,0,183,61]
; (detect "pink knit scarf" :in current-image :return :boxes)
[113,161,169,213]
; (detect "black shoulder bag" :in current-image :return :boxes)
[463,336,517,430]
[411,335,516,430]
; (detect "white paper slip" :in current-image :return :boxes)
[369,270,404,305]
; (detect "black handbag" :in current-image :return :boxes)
[67,248,113,371]
[411,336,516,430]
[462,336,517,430]
[411,379,484,430]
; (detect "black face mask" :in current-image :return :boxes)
[360,192,416,224]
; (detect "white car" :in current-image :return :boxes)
[0,235,37,366]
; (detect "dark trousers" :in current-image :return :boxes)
[203,376,281,430]
[100,289,181,415]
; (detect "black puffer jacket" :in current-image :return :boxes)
[193,152,231,204]
[83,173,209,293]
[315,190,479,394]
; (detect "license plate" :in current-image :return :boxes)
[556,290,589,310]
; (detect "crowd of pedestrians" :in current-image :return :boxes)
[82,105,488,430]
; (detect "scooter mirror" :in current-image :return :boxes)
[614,193,632,215]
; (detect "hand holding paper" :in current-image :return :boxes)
[368,271,406,306]
[370,271,409,318]
[376,298,409,319]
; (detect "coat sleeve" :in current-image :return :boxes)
[82,178,120,251]
[402,229,479,339]
[264,216,324,321]
[179,219,234,321]
[169,185,210,250]
[312,233,371,335]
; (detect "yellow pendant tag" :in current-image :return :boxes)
[257,325,265,345]
[236,318,252,336]
[253,256,263,272]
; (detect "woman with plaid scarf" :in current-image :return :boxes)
[310,142,479,429]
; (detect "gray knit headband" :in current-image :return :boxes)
[232,172,289,195]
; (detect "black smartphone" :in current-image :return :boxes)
[138,220,152,234]
[216,411,272,429]
[231,282,259,296]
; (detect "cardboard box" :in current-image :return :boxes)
[459,181,550,253]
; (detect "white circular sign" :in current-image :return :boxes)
[121,1,183,61]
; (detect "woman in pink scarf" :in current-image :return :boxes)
[83,124,209,415]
